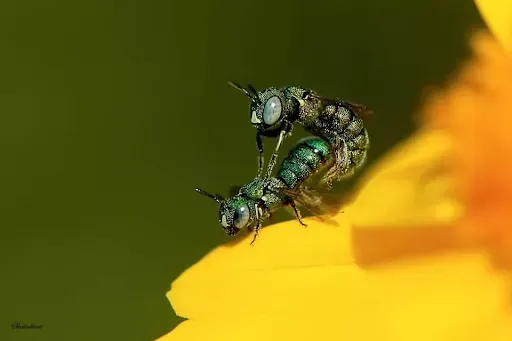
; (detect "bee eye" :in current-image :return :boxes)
[263,96,282,125]
[233,204,250,229]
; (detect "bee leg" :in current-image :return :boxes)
[264,121,292,179]
[290,200,308,228]
[250,202,264,245]
[323,139,342,187]
[250,221,262,245]
[336,167,355,180]
[256,132,264,178]
[322,137,349,187]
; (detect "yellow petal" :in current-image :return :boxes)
[159,312,512,341]
[348,129,463,228]
[475,0,512,51]
[160,248,510,341]
[168,211,483,320]
[456,314,512,341]
[168,218,354,320]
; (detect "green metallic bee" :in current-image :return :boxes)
[228,82,371,187]
[196,136,339,244]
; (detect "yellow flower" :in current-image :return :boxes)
[423,31,512,267]
[156,2,512,340]
[474,0,512,52]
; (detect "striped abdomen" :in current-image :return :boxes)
[277,137,333,189]
[316,102,370,172]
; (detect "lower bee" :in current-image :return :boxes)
[196,136,340,244]
[228,82,371,187]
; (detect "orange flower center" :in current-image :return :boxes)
[425,32,512,267]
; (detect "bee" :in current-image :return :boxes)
[228,82,372,187]
[196,136,339,244]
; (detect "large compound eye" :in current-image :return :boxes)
[233,204,250,229]
[263,96,282,125]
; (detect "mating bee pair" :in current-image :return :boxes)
[196,82,372,244]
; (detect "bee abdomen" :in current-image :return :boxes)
[340,110,364,139]
[351,149,368,169]
[317,103,364,139]
[333,105,352,128]
[346,129,370,169]
[347,130,370,150]
[278,168,300,189]
[277,137,332,188]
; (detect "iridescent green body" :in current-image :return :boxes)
[196,136,335,243]
[278,137,332,189]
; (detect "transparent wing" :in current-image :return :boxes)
[279,187,348,226]
[339,100,374,120]
[313,94,374,120]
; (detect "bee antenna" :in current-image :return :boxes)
[228,81,259,102]
[247,84,260,99]
[195,188,224,204]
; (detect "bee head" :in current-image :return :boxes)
[219,197,254,236]
[228,82,293,133]
[195,188,253,236]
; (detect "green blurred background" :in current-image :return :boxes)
[1,0,484,340]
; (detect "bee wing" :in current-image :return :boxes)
[312,94,374,120]
[339,100,374,120]
[279,187,345,226]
